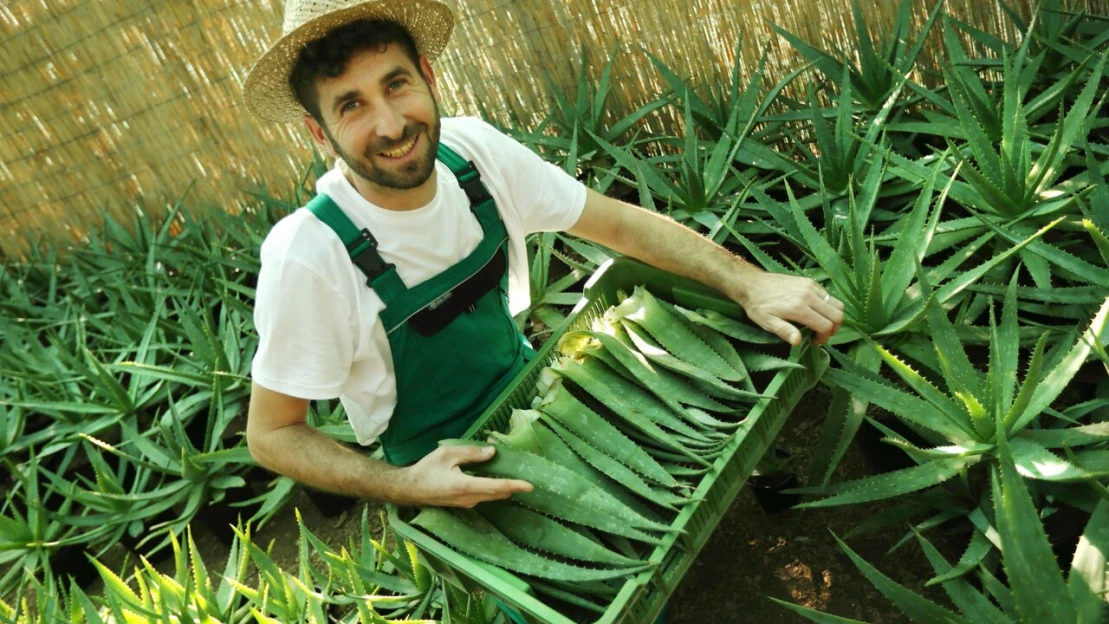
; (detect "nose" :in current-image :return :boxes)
[371,103,406,143]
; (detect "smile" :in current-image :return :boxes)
[380,134,419,159]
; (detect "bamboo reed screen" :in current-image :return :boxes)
[1,0,1105,257]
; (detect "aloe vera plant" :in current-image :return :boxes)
[519,46,672,181]
[795,282,1109,547]
[772,0,943,113]
[775,439,1108,624]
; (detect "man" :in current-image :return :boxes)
[243,0,843,509]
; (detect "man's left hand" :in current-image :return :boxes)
[733,272,844,346]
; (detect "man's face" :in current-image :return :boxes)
[309,44,442,197]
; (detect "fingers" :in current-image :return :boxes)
[760,316,802,346]
[436,443,495,467]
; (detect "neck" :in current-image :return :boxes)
[347,168,438,211]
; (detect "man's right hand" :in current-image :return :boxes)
[398,444,533,508]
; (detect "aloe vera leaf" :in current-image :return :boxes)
[673,306,776,344]
[981,218,1109,287]
[527,422,666,525]
[566,329,740,413]
[992,273,1021,413]
[618,319,748,399]
[1009,438,1101,482]
[611,287,742,381]
[913,531,1010,624]
[740,351,804,373]
[553,358,713,465]
[541,415,684,510]
[536,574,623,600]
[875,345,980,440]
[466,442,676,539]
[924,529,992,587]
[1001,331,1050,433]
[577,355,725,442]
[994,444,1078,624]
[883,159,944,318]
[793,458,969,508]
[653,297,746,373]
[831,531,973,623]
[1083,218,1109,265]
[925,291,984,400]
[411,508,647,582]
[1068,499,1109,624]
[681,406,744,432]
[1010,298,1109,433]
[528,579,608,613]
[768,599,871,623]
[475,500,642,567]
[537,383,676,487]
[1017,422,1109,448]
[488,409,543,454]
[810,344,884,487]
[659,462,711,478]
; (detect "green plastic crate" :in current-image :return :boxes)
[388,257,829,623]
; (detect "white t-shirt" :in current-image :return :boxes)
[251,116,588,445]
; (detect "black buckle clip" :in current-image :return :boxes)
[457,162,491,205]
[349,228,391,281]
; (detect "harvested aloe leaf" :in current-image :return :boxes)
[618,318,756,401]
[565,327,745,415]
[672,306,777,344]
[488,409,543,454]
[611,286,742,381]
[537,380,677,487]
[476,499,643,567]
[557,356,719,446]
[457,441,679,540]
[542,414,687,510]
[412,507,649,581]
[528,420,667,524]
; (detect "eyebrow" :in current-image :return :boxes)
[329,66,414,114]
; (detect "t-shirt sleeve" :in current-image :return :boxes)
[466,118,587,234]
[251,252,354,400]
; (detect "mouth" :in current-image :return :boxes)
[378,133,419,160]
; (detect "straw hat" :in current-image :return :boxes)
[243,0,455,123]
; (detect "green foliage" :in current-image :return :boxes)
[772,0,944,113]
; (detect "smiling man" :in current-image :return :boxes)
[242,0,844,509]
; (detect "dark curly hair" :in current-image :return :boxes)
[289,20,423,122]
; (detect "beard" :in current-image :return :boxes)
[327,104,442,192]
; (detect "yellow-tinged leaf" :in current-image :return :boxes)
[249,607,282,624]
[91,558,142,606]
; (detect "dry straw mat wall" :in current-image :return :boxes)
[0,0,1105,257]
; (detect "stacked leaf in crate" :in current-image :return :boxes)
[390,258,828,623]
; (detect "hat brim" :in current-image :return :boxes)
[243,0,454,123]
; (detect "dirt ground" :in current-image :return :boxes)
[148,382,958,624]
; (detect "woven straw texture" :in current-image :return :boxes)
[1,0,1105,257]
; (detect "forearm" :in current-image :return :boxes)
[609,205,760,304]
[250,422,415,504]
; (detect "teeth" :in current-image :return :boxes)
[382,136,417,158]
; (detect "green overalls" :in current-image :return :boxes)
[307,143,534,465]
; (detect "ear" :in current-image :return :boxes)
[303,114,337,159]
[419,55,440,103]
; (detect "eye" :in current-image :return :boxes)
[339,100,360,114]
[388,78,407,91]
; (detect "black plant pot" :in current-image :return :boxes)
[747,471,801,514]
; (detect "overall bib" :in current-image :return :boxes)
[307,143,533,465]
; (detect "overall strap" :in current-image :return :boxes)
[305,194,406,303]
[436,143,497,221]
